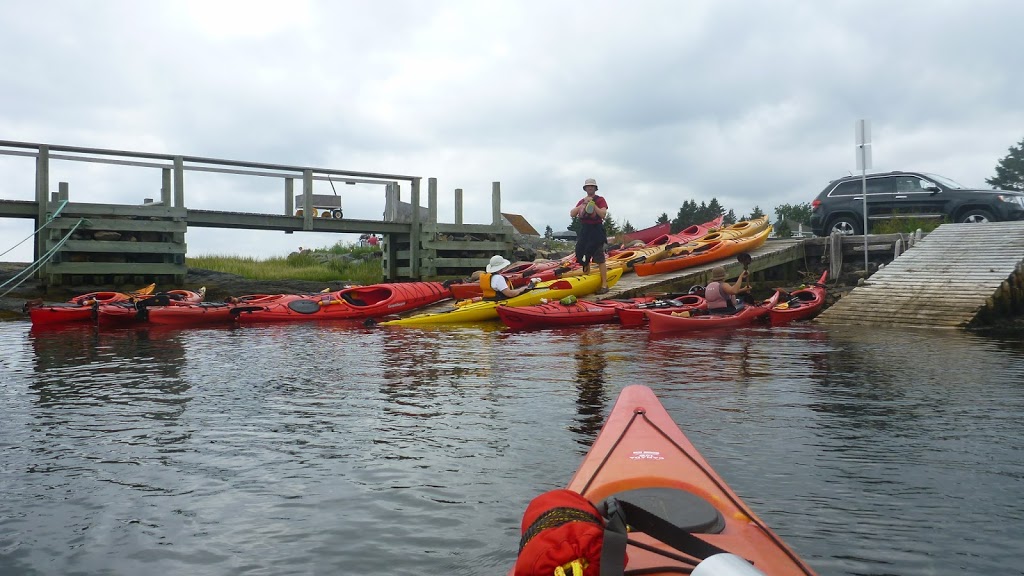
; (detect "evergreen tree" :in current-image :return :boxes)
[986,137,1024,191]
[544,225,553,239]
[706,198,725,220]
[656,213,670,225]
[603,213,620,237]
[621,220,636,233]
[723,209,737,225]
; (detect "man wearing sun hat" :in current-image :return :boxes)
[569,178,609,294]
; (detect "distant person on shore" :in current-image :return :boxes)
[480,255,536,301]
[705,266,750,313]
[367,235,379,248]
[569,178,609,294]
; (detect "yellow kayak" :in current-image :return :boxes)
[380,268,623,326]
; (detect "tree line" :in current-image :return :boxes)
[556,198,812,240]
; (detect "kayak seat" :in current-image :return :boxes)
[599,487,725,534]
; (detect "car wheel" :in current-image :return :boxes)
[959,209,994,224]
[827,216,862,236]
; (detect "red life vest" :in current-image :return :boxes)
[576,195,607,225]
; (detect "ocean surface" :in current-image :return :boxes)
[1,319,1022,575]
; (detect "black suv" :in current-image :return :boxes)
[809,171,1024,236]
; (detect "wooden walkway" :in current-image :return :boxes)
[593,238,805,299]
[816,222,1024,328]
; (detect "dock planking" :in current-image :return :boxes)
[816,222,1024,329]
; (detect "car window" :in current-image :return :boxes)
[831,178,892,196]
[830,181,861,196]
[895,176,928,193]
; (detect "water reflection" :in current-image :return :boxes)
[28,324,190,422]
[569,329,609,445]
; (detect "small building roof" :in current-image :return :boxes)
[501,213,540,236]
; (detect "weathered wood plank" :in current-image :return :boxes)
[51,217,187,233]
[58,240,187,254]
[46,262,187,274]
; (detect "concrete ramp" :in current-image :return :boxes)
[816,222,1024,328]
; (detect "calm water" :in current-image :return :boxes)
[1,319,1023,576]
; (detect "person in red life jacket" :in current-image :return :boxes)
[704,265,750,313]
[569,178,609,294]
[479,255,537,301]
[367,234,379,248]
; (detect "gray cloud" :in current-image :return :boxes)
[3,0,1022,262]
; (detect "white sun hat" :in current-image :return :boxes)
[486,255,512,273]
[583,178,598,189]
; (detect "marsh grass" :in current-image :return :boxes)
[871,215,946,235]
[188,244,384,284]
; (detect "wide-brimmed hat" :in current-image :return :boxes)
[486,255,511,273]
[710,266,726,281]
[583,178,598,190]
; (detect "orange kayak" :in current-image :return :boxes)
[512,384,817,575]
[634,226,771,277]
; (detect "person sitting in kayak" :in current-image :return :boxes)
[704,265,750,314]
[480,255,537,301]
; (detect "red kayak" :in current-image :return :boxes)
[96,288,206,326]
[512,384,817,575]
[646,291,780,334]
[616,294,708,327]
[235,281,449,322]
[496,296,663,330]
[146,294,288,326]
[769,271,829,325]
[26,283,157,326]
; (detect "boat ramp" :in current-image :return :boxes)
[816,222,1024,328]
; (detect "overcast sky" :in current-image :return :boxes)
[2,0,1022,263]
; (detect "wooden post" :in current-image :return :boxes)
[34,145,49,267]
[491,181,502,226]
[410,177,421,278]
[161,168,172,206]
[173,156,184,208]
[428,177,438,224]
[302,169,313,231]
[455,188,463,224]
[285,177,294,215]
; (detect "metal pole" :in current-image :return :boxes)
[862,167,868,272]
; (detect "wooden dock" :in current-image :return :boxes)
[594,238,806,299]
[816,222,1024,328]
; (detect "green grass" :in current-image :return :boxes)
[871,216,947,235]
[188,242,384,285]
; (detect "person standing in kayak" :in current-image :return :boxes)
[705,266,750,313]
[569,178,609,294]
[480,255,536,301]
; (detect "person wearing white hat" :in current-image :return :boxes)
[479,255,538,301]
[569,178,609,293]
